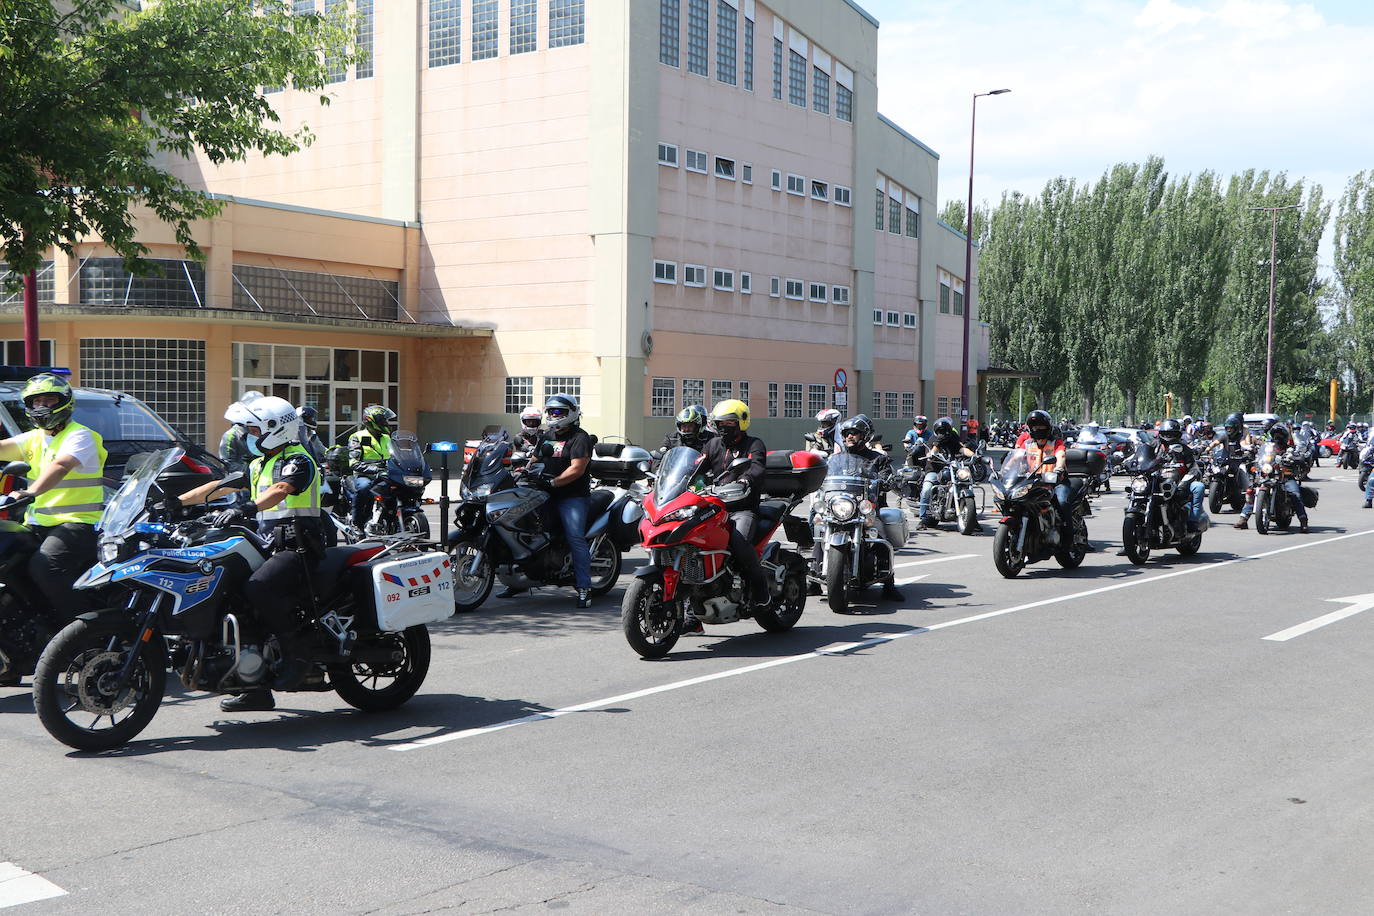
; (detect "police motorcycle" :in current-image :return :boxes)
[990,448,1095,578]
[812,452,908,613]
[354,431,432,538]
[1120,437,1207,564]
[447,429,639,612]
[0,465,51,687]
[30,448,449,751]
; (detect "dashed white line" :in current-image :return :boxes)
[0,863,66,909]
[894,553,977,569]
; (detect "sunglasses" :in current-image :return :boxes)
[547,408,569,418]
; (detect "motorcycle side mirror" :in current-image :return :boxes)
[2,461,30,478]
[803,433,817,443]
[1043,471,1061,485]
[219,471,248,489]
[729,456,751,468]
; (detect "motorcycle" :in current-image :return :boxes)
[1250,442,1312,534]
[912,454,984,535]
[1338,436,1361,469]
[1205,441,1251,514]
[31,447,447,751]
[350,430,432,539]
[620,446,820,658]
[812,452,909,613]
[447,429,637,612]
[990,448,1093,578]
[1121,438,1208,564]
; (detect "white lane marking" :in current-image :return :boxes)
[392,527,1374,751]
[893,554,976,570]
[895,573,930,586]
[1263,593,1374,642]
[0,863,66,909]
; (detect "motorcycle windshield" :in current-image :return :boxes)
[388,431,427,474]
[997,449,1035,490]
[1294,429,1315,453]
[1257,442,1281,470]
[822,452,875,494]
[654,446,705,504]
[98,447,184,535]
[465,429,513,489]
[1132,438,1159,472]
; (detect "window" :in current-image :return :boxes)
[658,142,679,167]
[712,269,734,291]
[0,339,54,365]
[741,163,753,184]
[544,376,581,403]
[813,66,830,114]
[886,310,900,326]
[885,391,899,419]
[784,279,803,300]
[769,277,780,297]
[786,173,805,195]
[808,384,827,416]
[874,390,883,415]
[293,0,314,12]
[889,197,902,234]
[808,282,826,302]
[505,376,534,414]
[472,0,499,60]
[836,82,853,122]
[772,37,783,99]
[953,290,965,316]
[549,0,585,47]
[832,286,850,305]
[355,0,375,78]
[770,169,782,190]
[902,392,916,417]
[659,0,680,66]
[682,378,705,407]
[712,380,733,403]
[902,312,917,328]
[784,383,803,418]
[834,185,852,206]
[738,380,750,405]
[683,265,706,287]
[653,260,677,284]
[788,49,806,106]
[937,396,949,417]
[687,0,708,74]
[79,258,206,310]
[872,309,883,325]
[951,396,962,416]
[743,16,754,91]
[651,377,676,416]
[906,206,920,238]
[940,282,950,313]
[428,0,461,67]
[875,188,885,230]
[0,261,54,305]
[81,339,207,444]
[686,149,708,173]
[511,0,538,54]
[811,180,828,201]
[714,156,736,180]
[231,265,399,320]
[740,273,752,294]
[716,0,736,85]
[768,382,779,417]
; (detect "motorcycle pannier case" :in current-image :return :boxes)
[1300,485,1319,509]
[589,443,652,486]
[877,507,909,550]
[351,551,455,631]
[761,450,826,499]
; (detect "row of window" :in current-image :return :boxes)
[875,185,921,240]
[657,143,854,207]
[503,375,582,414]
[652,260,850,305]
[428,0,584,67]
[871,391,919,421]
[267,0,373,90]
[660,2,854,124]
[938,270,967,316]
[873,310,918,329]
[651,378,831,419]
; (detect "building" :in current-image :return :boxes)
[2,0,986,449]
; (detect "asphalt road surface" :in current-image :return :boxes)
[4,463,1373,914]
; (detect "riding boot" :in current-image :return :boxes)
[272,634,309,691]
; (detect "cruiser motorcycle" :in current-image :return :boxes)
[812,452,908,613]
[1121,438,1208,563]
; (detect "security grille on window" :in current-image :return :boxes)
[885,391,899,419]
[769,277,780,297]
[653,260,677,284]
[651,377,676,416]
[836,82,853,122]
[786,174,805,195]
[686,0,708,74]
[785,279,803,299]
[906,206,920,238]
[80,339,207,444]
[712,380,733,403]
[889,197,902,234]
[506,377,534,414]
[874,391,882,415]
[813,66,830,114]
[739,380,750,405]
[544,376,581,402]
[715,157,736,179]
[902,393,916,417]
[951,397,962,416]
[807,384,827,416]
[0,261,55,305]
[937,396,949,417]
[232,265,399,321]
[80,258,205,309]
[903,312,916,328]
[682,378,705,408]
[767,382,778,417]
[429,0,461,67]
[324,0,348,81]
[875,188,885,230]
[511,0,538,54]
[686,149,708,172]
[832,286,850,305]
[743,17,754,90]
[355,0,375,77]
[658,143,679,166]
[772,37,782,100]
[472,0,499,59]
[660,0,680,66]
[953,290,965,316]
[740,273,752,294]
[549,0,585,47]
[809,282,826,302]
[788,49,806,106]
[683,265,706,287]
[886,311,900,326]
[716,0,737,85]
[940,282,951,313]
[833,186,851,206]
[713,269,734,291]
[783,383,803,418]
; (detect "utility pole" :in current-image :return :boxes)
[1249,204,1300,413]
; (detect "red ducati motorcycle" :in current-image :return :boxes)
[620,446,823,658]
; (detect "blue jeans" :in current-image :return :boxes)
[1364,471,1374,503]
[1053,483,1074,527]
[1188,479,1206,523]
[553,495,591,588]
[351,477,376,526]
[1240,480,1307,522]
[917,470,946,517]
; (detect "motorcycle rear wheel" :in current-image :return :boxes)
[33,618,166,752]
[588,535,621,596]
[825,547,851,613]
[756,565,806,632]
[621,578,679,659]
[332,626,430,711]
[448,536,495,613]
[993,523,1026,578]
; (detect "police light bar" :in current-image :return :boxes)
[427,441,459,453]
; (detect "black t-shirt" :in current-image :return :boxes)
[543,427,593,498]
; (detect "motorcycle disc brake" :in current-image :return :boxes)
[69,650,139,715]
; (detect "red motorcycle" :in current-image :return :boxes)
[620,446,823,659]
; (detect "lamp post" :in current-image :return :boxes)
[1249,203,1300,414]
[961,88,1010,428]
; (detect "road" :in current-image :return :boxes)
[3,464,1373,914]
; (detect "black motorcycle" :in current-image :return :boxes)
[991,448,1092,578]
[447,429,638,612]
[354,431,432,538]
[1121,438,1207,564]
[1205,441,1250,514]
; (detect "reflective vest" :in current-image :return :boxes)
[348,430,390,462]
[21,422,108,526]
[250,444,321,524]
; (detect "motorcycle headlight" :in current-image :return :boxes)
[1262,462,1273,474]
[859,499,875,516]
[1131,478,1149,494]
[404,475,427,487]
[826,495,857,521]
[956,467,972,481]
[660,506,697,524]
[98,537,124,565]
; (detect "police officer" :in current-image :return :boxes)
[348,404,396,530]
[0,373,107,638]
[183,396,325,711]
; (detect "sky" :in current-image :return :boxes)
[864,0,1374,270]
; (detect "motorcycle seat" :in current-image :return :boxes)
[754,499,790,533]
[313,544,385,594]
[588,487,615,516]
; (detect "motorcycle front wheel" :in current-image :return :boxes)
[1255,494,1271,534]
[993,522,1026,578]
[1123,517,1151,565]
[825,547,851,613]
[331,626,430,711]
[403,511,431,539]
[588,534,622,596]
[1055,516,1088,569]
[33,618,166,751]
[958,497,979,535]
[621,578,680,659]
[1361,467,1371,492]
[755,564,806,632]
[448,536,495,612]
[1208,481,1225,515]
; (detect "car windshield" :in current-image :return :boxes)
[98,447,183,536]
[654,446,704,503]
[389,431,426,473]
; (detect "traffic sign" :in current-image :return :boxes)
[834,369,847,390]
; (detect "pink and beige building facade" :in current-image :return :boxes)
[3,0,986,448]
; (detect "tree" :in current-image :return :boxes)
[1335,171,1374,413]
[0,0,357,278]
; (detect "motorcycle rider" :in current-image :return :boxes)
[181,395,325,712]
[1234,422,1309,532]
[1362,433,1374,508]
[515,405,543,454]
[296,405,327,466]
[902,415,934,468]
[1155,419,1207,532]
[537,393,595,609]
[811,408,842,454]
[691,399,770,633]
[347,405,396,530]
[1022,410,1074,539]
[814,414,901,600]
[0,373,108,651]
[218,390,262,474]
[1339,422,1361,468]
[917,417,976,529]
[661,404,714,451]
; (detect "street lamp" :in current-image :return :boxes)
[1249,203,1300,413]
[961,88,1010,427]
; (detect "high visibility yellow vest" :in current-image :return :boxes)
[20,422,108,526]
[250,444,321,523]
[348,430,390,462]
